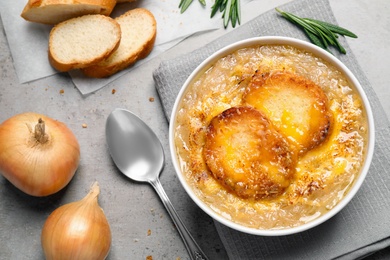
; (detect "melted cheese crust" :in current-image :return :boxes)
[243,71,332,154]
[204,106,297,199]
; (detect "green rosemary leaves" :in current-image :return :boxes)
[276,8,357,54]
[179,0,241,28]
[211,0,241,28]
[179,0,206,14]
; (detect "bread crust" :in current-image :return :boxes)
[243,71,332,154]
[21,0,116,24]
[204,106,297,200]
[81,8,157,78]
[48,15,121,72]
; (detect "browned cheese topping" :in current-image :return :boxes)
[204,106,297,200]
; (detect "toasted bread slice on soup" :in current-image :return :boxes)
[82,8,157,78]
[21,0,116,25]
[48,14,121,72]
[243,71,332,154]
[204,106,297,200]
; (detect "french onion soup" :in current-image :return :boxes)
[173,44,369,230]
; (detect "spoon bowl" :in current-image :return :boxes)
[106,108,208,260]
[106,109,164,183]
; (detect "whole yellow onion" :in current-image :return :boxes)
[41,182,112,260]
[0,112,80,196]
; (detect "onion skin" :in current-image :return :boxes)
[41,182,111,260]
[0,112,80,196]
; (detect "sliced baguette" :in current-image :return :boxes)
[82,8,157,78]
[21,0,117,25]
[48,14,121,72]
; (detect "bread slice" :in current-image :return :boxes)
[243,71,332,154]
[21,0,117,25]
[204,106,296,199]
[48,14,121,72]
[81,8,157,78]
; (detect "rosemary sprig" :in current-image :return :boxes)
[276,8,357,54]
[211,0,241,28]
[179,0,241,28]
[179,0,206,14]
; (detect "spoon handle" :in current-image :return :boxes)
[150,178,209,260]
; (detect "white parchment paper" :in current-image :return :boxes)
[0,0,252,94]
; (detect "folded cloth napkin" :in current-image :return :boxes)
[153,0,390,259]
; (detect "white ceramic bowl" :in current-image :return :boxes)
[169,36,375,236]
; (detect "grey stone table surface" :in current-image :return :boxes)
[0,0,390,259]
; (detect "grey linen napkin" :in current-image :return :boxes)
[153,0,390,259]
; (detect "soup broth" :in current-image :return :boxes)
[173,44,368,229]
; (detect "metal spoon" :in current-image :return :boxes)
[105,108,208,260]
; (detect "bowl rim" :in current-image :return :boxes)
[169,36,375,236]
